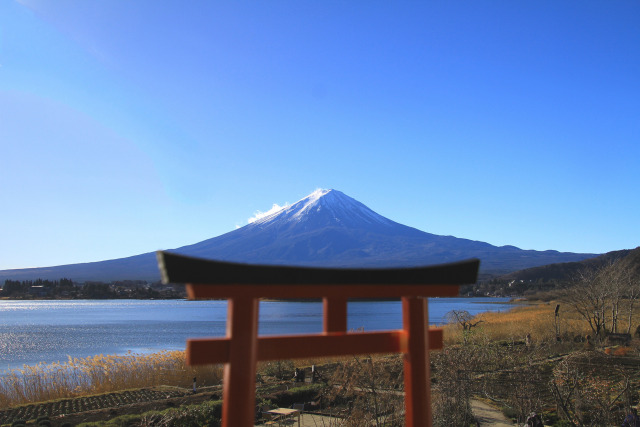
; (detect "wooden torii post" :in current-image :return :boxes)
[157,251,479,427]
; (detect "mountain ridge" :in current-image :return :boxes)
[497,247,640,283]
[0,189,599,282]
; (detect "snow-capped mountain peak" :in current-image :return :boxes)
[0,188,599,281]
[250,189,394,228]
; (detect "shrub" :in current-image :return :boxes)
[140,400,222,427]
[502,406,518,420]
[77,401,223,427]
[76,414,141,427]
[262,383,325,408]
[258,360,294,380]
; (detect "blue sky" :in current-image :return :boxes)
[1,0,638,270]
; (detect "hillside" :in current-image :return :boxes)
[0,190,599,282]
[498,247,640,283]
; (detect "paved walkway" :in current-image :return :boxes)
[257,401,515,426]
[471,399,515,426]
[257,412,341,427]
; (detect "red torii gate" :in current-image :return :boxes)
[157,251,479,427]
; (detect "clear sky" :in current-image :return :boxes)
[1,0,639,270]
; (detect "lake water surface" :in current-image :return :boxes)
[0,298,516,371]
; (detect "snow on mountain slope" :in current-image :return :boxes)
[250,189,395,228]
[0,189,599,281]
[174,189,596,271]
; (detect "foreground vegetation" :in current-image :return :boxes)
[3,301,635,426]
[436,257,640,426]
[0,351,222,409]
[3,301,640,426]
[2,252,639,426]
[438,302,631,426]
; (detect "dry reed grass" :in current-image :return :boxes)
[442,301,592,345]
[0,350,222,409]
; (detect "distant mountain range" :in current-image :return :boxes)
[498,246,640,283]
[0,189,600,282]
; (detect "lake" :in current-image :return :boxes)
[0,298,516,371]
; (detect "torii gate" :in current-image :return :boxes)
[157,251,479,427]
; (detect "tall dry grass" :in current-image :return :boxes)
[442,302,592,345]
[0,350,222,408]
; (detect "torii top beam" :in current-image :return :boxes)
[156,251,479,427]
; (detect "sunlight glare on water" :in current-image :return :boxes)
[0,298,516,371]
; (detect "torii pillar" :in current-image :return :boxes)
[157,251,479,427]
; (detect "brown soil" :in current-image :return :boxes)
[0,386,222,426]
[471,399,514,426]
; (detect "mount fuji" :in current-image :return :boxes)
[0,189,597,282]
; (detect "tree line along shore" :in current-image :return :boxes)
[0,279,186,300]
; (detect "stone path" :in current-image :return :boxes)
[471,399,515,426]
[256,412,341,427]
[256,403,517,427]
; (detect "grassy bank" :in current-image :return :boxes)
[0,351,223,408]
[7,299,640,426]
[438,299,640,426]
[1,301,577,410]
[443,300,596,344]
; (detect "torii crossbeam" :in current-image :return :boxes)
[157,251,479,427]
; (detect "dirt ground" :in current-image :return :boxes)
[0,386,222,426]
[471,399,515,426]
[2,391,521,427]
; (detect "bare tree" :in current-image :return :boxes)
[431,347,476,427]
[564,258,639,339]
[445,310,483,344]
[550,353,630,426]
[328,355,403,427]
[565,266,611,338]
[615,261,640,334]
[603,261,625,333]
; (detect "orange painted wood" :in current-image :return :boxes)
[185,329,444,365]
[323,296,347,332]
[187,283,460,299]
[222,297,259,427]
[186,338,229,365]
[429,328,443,350]
[402,296,432,427]
[259,331,404,360]
[156,251,480,427]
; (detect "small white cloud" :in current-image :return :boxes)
[248,203,288,224]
